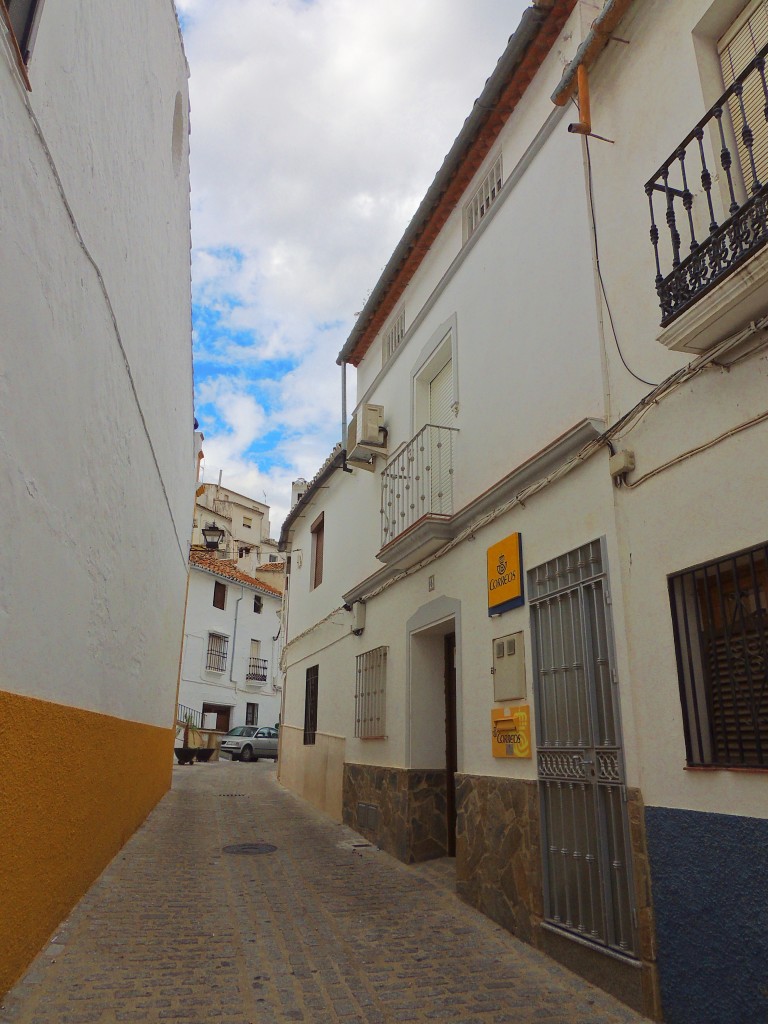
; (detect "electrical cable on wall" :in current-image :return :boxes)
[582,121,658,388]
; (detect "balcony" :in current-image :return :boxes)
[379,424,458,567]
[246,657,268,683]
[646,41,768,351]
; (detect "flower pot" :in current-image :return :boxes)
[174,747,197,765]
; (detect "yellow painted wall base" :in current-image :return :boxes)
[0,690,174,996]
[278,725,345,821]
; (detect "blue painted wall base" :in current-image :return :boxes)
[645,805,768,1024]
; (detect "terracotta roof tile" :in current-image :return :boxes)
[189,547,282,598]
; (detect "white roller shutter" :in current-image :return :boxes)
[719,0,768,190]
[429,360,453,427]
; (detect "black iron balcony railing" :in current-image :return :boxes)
[646,40,768,326]
[246,657,268,682]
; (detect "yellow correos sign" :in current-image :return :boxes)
[491,705,532,758]
[487,532,524,615]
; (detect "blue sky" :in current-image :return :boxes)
[176,0,528,532]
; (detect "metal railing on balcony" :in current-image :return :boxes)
[380,424,457,548]
[246,657,268,682]
[646,40,768,326]
[177,704,202,728]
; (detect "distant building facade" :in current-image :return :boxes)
[0,0,192,995]
[178,549,283,737]
[193,480,281,574]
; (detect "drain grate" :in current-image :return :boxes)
[223,842,277,855]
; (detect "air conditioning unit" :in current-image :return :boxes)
[346,404,386,471]
[202,712,217,729]
[351,601,366,635]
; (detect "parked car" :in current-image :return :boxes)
[220,726,279,762]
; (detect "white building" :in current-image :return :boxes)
[0,0,192,996]
[192,479,281,574]
[178,548,283,738]
[278,1,768,1021]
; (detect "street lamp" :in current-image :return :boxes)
[202,523,225,550]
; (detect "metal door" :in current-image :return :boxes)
[529,538,636,955]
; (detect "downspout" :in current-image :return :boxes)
[568,65,591,135]
[341,360,347,454]
[229,589,243,684]
[341,360,353,473]
[551,0,634,108]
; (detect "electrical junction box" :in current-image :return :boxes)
[492,631,526,701]
[609,449,635,478]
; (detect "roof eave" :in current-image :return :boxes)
[337,0,576,369]
[278,448,345,552]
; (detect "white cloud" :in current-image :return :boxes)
[179,0,529,531]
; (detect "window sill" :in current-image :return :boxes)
[657,243,768,354]
[684,764,768,774]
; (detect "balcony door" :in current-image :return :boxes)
[429,360,453,515]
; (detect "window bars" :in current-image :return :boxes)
[383,307,405,364]
[354,647,387,739]
[304,665,319,745]
[465,154,503,239]
[246,657,268,682]
[206,633,228,673]
[669,542,768,768]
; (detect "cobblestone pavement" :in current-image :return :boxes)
[1,761,651,1024]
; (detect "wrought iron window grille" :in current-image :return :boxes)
[304,665,319,745]
[205,633,228,673]
[646,39,768,326]
[465,154,503,240]
[382,307,405,364]
[669,542,768,768]
[354,647,387,739]
[246,657,269,682]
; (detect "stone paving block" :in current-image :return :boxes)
[2,762,653,1024]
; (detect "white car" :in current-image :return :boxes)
[220,726,279,762]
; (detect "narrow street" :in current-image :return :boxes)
[1,761,651,1024]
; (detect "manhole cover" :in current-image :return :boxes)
[222,843,277,855]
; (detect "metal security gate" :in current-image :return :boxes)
[529,539,636,956]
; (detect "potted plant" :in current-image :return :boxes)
[174,713,199,765]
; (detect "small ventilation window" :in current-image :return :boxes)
[465,154,503,240]
[382,307,405,365]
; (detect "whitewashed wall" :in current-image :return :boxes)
[0,1,192,728]
[577,0,768,821]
